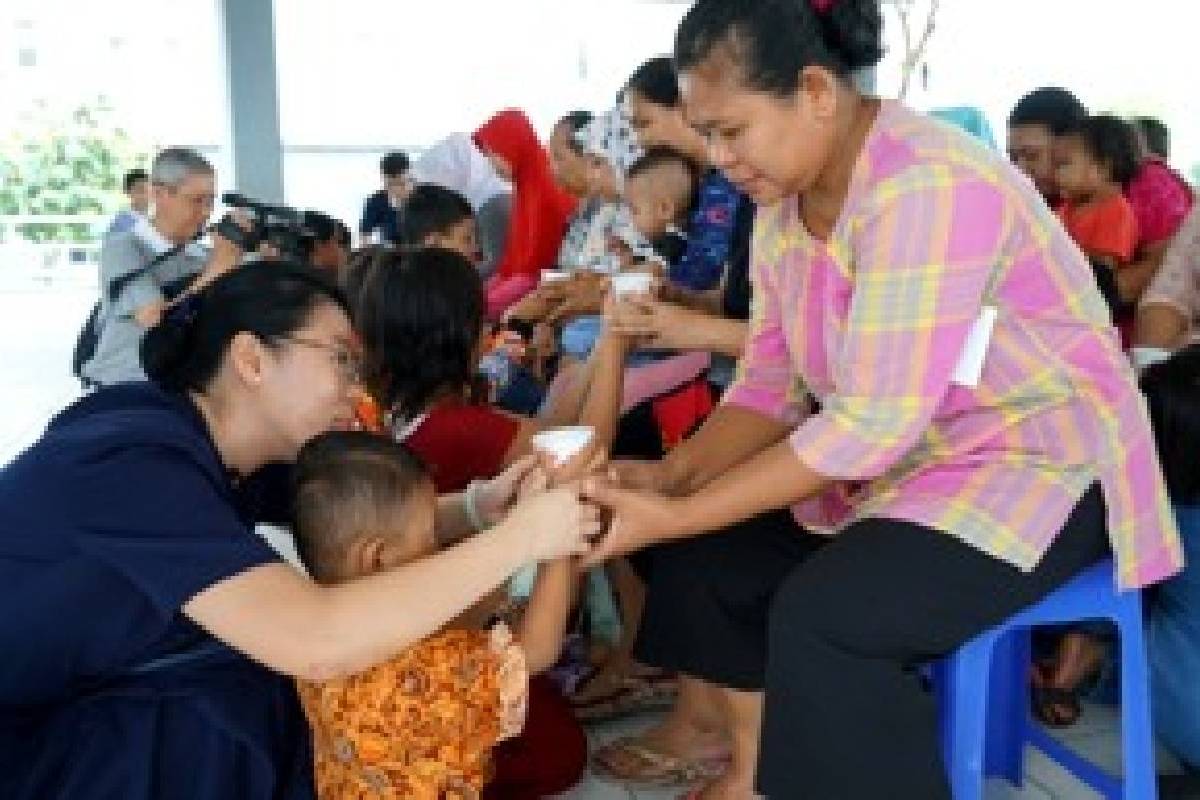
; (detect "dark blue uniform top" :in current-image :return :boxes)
[0,382,313,799]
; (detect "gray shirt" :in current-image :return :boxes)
[83,227,207,385]
[476,192,511,282]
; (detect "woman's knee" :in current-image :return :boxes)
[767,564,832,652]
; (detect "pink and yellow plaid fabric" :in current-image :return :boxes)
[725,101,1182,590]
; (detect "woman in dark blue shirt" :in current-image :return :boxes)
[0,260,597,799]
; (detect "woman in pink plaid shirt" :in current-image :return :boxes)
[581,1,1183,798]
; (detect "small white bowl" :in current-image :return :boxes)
[531,426,595,466]
[610,272,654,297]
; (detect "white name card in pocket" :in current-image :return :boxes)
[951,306,998,387]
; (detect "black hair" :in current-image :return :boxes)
[303,210,345,243]
[140,260,350,394]
[293,430,431,583]
[123,168,149,193]
[398,184,474,247]
[1141,345,1200,504]
[1061,115,1141,188]
[675,0,884,93]
[1007,87,1087,135]
[626,56,681,107]
[340,245,391,324]
[1133,117,1170,161]
[557,110,595,155]
[335,220,352,248]
[627,146,702,215]
[380,151,411,177]
[358,247,485,418]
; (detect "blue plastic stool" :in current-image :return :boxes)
[935,559,1155,799]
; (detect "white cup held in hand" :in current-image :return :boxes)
[610,272,654,298]
[531,426,595,466]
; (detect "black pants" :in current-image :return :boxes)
[633,486,1110,799]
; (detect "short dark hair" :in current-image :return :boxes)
[141,261,350,394]
[1061,115,1141,188]
[1007,87,1087,136]
[399,184,474,247]
[626,57,680,107]
[380,151,411,177]
[557,110,594,155]
[303,210,345,243]
[359,247,484,418]
[675,0,884,94]
[123,168,149,193]
[1133,117,1170,160]
[1141,345,1200,504]
[293,430,431,583]
[627,146,702,214]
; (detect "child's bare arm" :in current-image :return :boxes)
[516,558,579,673]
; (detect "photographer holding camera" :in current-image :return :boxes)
[81,148,245,387]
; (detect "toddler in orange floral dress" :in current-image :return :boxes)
[290,430,575,799]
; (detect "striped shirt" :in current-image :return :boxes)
[725,101,1182,590]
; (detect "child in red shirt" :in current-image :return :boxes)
[1054,115,1141,271]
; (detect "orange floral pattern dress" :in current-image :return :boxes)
[296,624,527,799]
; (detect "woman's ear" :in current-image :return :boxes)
[227,331,267,388]
[797,65,840,122]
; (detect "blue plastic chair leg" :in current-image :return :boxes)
[941,631,997,800]
[984,629,1029,785]
[1117,595,1157,799]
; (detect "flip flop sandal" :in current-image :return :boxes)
[592,736,730,790]
[573,675,679,723]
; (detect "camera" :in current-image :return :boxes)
[212,192,320,262]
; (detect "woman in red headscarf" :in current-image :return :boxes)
[474,109,578,319]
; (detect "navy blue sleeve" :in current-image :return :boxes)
[359,190,388,236]
[68,444,278,619]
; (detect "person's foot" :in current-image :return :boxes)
[682,770,763,800]
[593,715,731,786]
[1031,632,1107,727]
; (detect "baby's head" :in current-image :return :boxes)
[293,430,437,584]
[399,184,479,263]
[1053,115,1139,202]
[624,146,700,241]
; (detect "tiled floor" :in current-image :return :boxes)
[565,703,1189,799]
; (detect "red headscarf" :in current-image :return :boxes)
[474,109,577,281]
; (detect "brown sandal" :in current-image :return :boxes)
[572,674,679,722]
[592,736,730,789]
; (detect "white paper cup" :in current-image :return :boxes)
[531,426,595,466]
[541,270,571,283]
[1130,347,1172,371]
[610,272,654,297]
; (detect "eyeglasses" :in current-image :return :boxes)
[279,336,362,384]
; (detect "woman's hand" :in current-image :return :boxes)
[497,485,603,563]
[578,476,687,567]
[607,296,709,350]
[476,456,542,528]
[546,278,608,324]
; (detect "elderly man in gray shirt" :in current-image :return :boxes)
[83,148,242,386]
